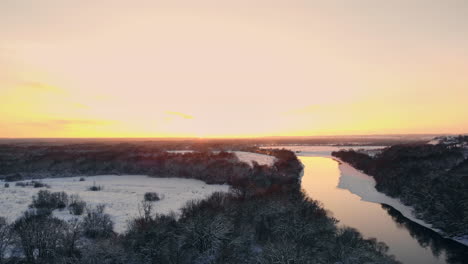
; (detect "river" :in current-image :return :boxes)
[268,146,468,264]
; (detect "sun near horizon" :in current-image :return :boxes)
[1,0,467,138]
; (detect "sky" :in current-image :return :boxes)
[1,0,467,138]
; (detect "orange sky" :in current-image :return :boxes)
[1,0,467,138]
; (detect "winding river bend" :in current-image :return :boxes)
[272,146,468,264]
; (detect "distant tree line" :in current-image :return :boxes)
[0,144,302,195]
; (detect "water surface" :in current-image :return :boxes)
[283,146,468,264]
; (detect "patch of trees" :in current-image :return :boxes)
[11,211,80,263]
[0,217,12,263]
[82,205,114,239]
[0,144,302,196]
[123,191,399,264]
[0,144,399,264]
[0,191,400,264]
[332,144,468,237]
[31,190,69,210]
[14,181,50,188]
[5,206,111,264]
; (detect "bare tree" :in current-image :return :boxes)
[12,211,68,263]
[0,217,12,264]
[83,205,114,239]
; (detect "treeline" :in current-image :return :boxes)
[332,144,468,237]
[0,144,302,195]
[0,191,400,264]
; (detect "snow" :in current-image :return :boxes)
[336,159,468,247]
[0,150,274,233]
[453,235,468,246]
[232,151,276,166]
[336,161,435,228]
[166,150,277,167]
[166,150,194,154]
[0,176,229,233]
[261,145,384,157]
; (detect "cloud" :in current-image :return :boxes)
[165,111,194,119]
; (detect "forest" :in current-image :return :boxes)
[0,144,301,195]
[0,143,400,263]
[0,190,400,264]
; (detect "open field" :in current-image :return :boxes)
[1,176,229,233]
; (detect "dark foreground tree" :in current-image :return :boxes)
[83,205,114,239]
[0,217,12,264]
[124,191,400,264]
[12,210,80,264]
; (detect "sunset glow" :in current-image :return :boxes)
[1,0,467,138]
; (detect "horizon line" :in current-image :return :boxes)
[0,133,463,140]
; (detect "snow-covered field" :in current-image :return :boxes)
[336,160,468,246]
[232,151,276,166]
[166,150,277,167]
[0,150,274,234]
[0,176,229,233]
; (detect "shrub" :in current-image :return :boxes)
[144,192,160,202]
[31,190,54,209]
[69,201,86,216]
[32,181,49,188]
[83,204,114,239]
[4,183,9,188]
[31,190,69,210]
[88,182,103,191]
[137,200,154,223]
[15,182,27,187]
[79,177,86,181]
[53,191,69,209]
[69,194,87,215]
[14,181,50,188]
[88,185,102,191]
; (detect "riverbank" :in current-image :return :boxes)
[335,158,468,247]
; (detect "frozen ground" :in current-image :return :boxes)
[0,176,229,233]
